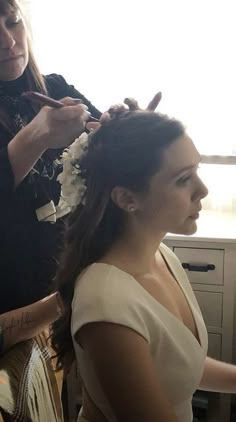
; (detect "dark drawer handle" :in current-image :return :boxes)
[182,263,216,272]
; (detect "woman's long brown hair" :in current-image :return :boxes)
[51,111,185,370]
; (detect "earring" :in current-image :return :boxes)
[128,206,135,212]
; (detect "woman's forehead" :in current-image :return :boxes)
[159,135,200,177]
[0,1,18,16]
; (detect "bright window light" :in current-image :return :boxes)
[29,1,236,211]
[30,0,236,157]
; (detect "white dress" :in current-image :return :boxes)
[71,243,208,422]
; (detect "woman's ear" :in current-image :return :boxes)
[111,187,137,213]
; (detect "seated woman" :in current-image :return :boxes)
[52,107,236,422]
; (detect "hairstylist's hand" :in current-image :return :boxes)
[29,97,90,150]
[86,92,162,131]
[124,92,162,111]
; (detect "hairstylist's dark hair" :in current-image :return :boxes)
[51,110,185,369]
[0,0,47,134]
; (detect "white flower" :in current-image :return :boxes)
[57,132,89,210]
[69,132,88,159]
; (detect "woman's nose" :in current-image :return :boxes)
[0,29,16,49]
[197,177,209,200]
[192,176,208,202]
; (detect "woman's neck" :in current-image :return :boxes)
[102,224,166,276]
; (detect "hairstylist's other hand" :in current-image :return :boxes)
[29,97,90,150]
[86,92,162,132]
[124,92,162,111]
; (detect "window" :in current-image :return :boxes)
[30,0,236,211]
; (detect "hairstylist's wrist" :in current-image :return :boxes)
[55,291,64,318]
[44,292,64,323]
[22,119,49,152]
[16,293,64,343]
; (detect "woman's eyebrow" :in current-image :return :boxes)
[171,160,201,179]
[172,164,195,178]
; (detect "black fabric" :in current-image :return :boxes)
[0,73,101,313]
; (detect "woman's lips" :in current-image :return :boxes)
[191,212,199,219]
[0,55,22,63]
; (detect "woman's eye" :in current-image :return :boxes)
[177,175,192,186]
[7,20,19,27]
[7,16,21,27]
[176,166,200,186]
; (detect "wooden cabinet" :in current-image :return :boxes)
[163,235,236,422]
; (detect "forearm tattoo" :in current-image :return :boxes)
[0,312,33,354]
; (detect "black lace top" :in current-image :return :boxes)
[0,72,101,313]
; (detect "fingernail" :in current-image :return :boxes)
[89,115,99,122]
[73,98,83,103]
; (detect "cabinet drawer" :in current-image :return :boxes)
[173,247,224,285]
[208,333,222,360]
[194,290,223,328]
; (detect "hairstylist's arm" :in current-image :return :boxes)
[0,292,63,354]
[8,99,90,187]
[77,322,178,422]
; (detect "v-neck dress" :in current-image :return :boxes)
[71,243,208,422]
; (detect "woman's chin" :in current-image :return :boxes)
[171,220,198,236]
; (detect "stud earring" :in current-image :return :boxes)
[128,206,135,212]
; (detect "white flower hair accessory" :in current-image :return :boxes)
[57,132,89,213]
